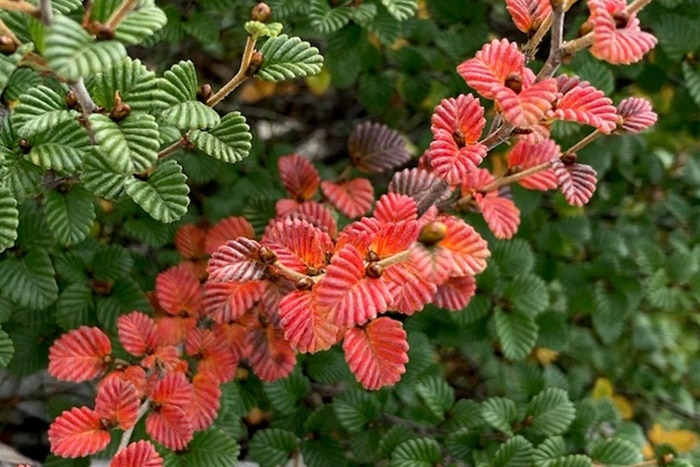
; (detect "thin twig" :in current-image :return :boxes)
[0,0,39,15]
[38,0,53,25]
[375,250,411,269]
[117,400,150,452]
[71,78,99,114]
[157,137,188,160]
[536,1,567,81]
[104,0,138,30]
[81,0,94,28]
[0,18,19,44]
[627,0,655,16]
[207,35,258,107]
[523,14,553,60]
[272,260,313,284]
[479,122,515,151]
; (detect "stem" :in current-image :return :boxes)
[71,78,99,114]
[479,122,515,151]
[565,129,602,155]
[81,0,94,28]
[207,35,257,107]
[376,250,411,269]
[536,1,566,81]
[0,18,19,44]
[39,0,53,25]
[627,0,655,16]
[117,400,149,452]
[523,13,553,60]
[104,0,137,30]
[272,260,314,284]
[0,0,39,14]
[157,137,188,159]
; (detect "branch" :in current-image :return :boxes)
[207,35,258,107]
[104,0,138,30]
[479,121,515,151]
[0,18,19,45]
[117,400,150,452]
[71,78,99,114]
[536,0,567,81]
[39,0,53,25]
[627,0,655,16]
[157,136,189,160]
[375,250,411,269]
[0,0,39,15]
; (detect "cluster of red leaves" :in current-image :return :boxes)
[419,1,658,239]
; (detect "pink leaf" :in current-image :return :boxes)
[111,441,163,467]
[49,407,111,458]
[175,224,207,259]
[281,200,339,238]
[506,0,552,34]
[155,264,202,317]
[245,324,297,382]
[262,218,333,273]
[457,39,526,100]
[477,193,521,240]
[374,193,418,223]
[207,237,269,283]
[382,264,437,315]
[278,154,321,200]
[348,122,411,173]
[205,216,255,255]
[343,317,409,390]
[95,378,140,431]
[203,280,265,323]
[428,130,487,185]
[495,78,558,128]
[117,312,159,357]
[321,179,374,218]
[433,275,477,311]
[279,290,339,353]
[549,79,618,133]
[431,94,486,145]
[48,326,112,382]
[588,0,657,65]
[436,215,490,277]
[190,371,221,431]
[553,159,598,206]
[388,168,452,207]
[507,139,560,191]
[616,97,657,133]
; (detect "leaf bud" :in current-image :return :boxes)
[65,90,79,109]
[197,84,213,102]
[18,138,31,153]
[578,20,594,37]
[419,221,447,245]
[306,266,320,276]
[452,130,466,148]
[250,2,272,23]
[258,245,277,264]
[246,50,264,77]
[365,262,383,278]
[365,250,380,263]
[504,73,522,94]
[295,276,314,290]
[95,24,115,40]
[110,102,131,121]
[561,153,577,166]
[0,36,17,55]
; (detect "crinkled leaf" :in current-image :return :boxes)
[12,85,74,138]
[380,0,417,21]
[494,309,538,360]
[279,290,338,354]
[590,438,642,465]
[28,119,90,172]
[48,407,110,458]
[173,428,240,467]
[45,16,127,81]
[503,275,548,316]
[481,397,518,435]
[158,60,198,103]
[82,149,129,199]
[249,428,299,467]
[333,389,382,433]
[263,369,311,415]
[553,161,597,207]
[348,121,411,173]
[89,113,159,174]
[114,0,167,45]
[189,111,252,163]
[55,283,93,330]
[390,438,441,467]
[161,100,220,131]
[0,187,18,253]
[0,249,58,309]
[309,0,353,34]
[321,178,374,218]
[207,237,267,283]
[0,326,14,367]
[245,324,296,381]
[416,376,455,421]
[89,57,167,112]
[44,186,95,246]
[277,154,320,200]
[527,388,576,436]
[257,34,324,82]
[493,435,534,467]
[124,159,190,223]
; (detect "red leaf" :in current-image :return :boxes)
[207,237,268,283]
[348,121,411,173]
[388,168,452,207]
[262,218,333,273]
[408,244,453,285]
[436,215,490,276]
[433,275,477,311]
[507,139,559,191]
[496,78,558,128]
[428,130,487,185]
[335,217,382,255]
[153,316,196,347]
[48,326,111,382]
[145,404,193,451]
[382,264,437,315]
[549,78,618,133]
[203,280,265,323]
[245,324,297,382]
[279,290,339,353]
[213,322,248,361]
[506,0,551,34]
[111,440,163,467]
[588,0,657,65]
[117,312,159,357]
[141,343,187,373]
[205,216,255,255]
[371,221,420,258]
[315,244,392,327]
[278,154,321,200]
[100,365,147,400]
[284,200,339,238]
[553,160,598,206]
[95,378,140,430]
[175,224,207,259]
[190,371,221,431]
[148,372,192,409]
[186,328,238,383]
[431,94,486,145]
[343,317,408,390]
[48,407,110,458]
[616,97,657,133]
[374,193,418,223]
[477,193,521,240]
[156,265,202,317]
[457,39,525,100]
[321,179,374,218]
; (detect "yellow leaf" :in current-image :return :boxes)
[648,423,699,453]
[612,395,634,420]
[534,347,559,365]
[591,377,614,400]
[306,66,331,96]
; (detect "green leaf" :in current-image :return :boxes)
[174,428,240,467]
[158,60,199,103]
[481,397,518,435]
[493,435,534,467]
[309,0,353,34]
[548,455,593,467]
[90,57,167,112]
[535,436,566,460]
[0,326,14,367]
[302,437,347,467]
[0,187,18,253]
[12,85,75,138]
[380,0,417,21]
[92,245,133,281]
[89,113,159,173]
[4,67,43,102]
[359,72,393,115]
[390,438,441,467]
[28,120,91,172]
[590,438,642,465]
[55,283,93,330]
[0,45,28,93]
[503,275,549,316]
[572,54,614,96]
[378,425,419,459]
[527,388,576,437]
[445,399,483,431]
[114,0,167,45]
[44,186,96,245]
[82,149,129,199]
[161,100,220,131]
[249,428,299,467]
[491,239,535,277]
[263,369,310,414]
[45,16,127,81]
[189,111,252,163]
[683,61,700,108]
[592,282,623,344]
[494,309,538,360]
[124,159,189,223]
[4,322,51,377]
[333,389,382,433]
[415,376,455,421]
[244,21,284,39]
[352,3,378,24]
[0,250,58,309]
[653,14,700,61]
[366,5,401,45]
[257,34,324,82]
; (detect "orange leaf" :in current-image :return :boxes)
[117,312,159,357]
[436,215,490,276]
[245,323,297,382]
[506,0,551,34]
[382,263,437,315]
[374,193,418,223]
[321,179,374,218]
[433,275,476,310]
[279,290,339,354]
[175,224,207,259]
[477,193,521,240]
[49,407,111,458]
[343,317,409,390]
[156,265,202,317]
[262,218,333,273]
[111,440,163,467]
[190,371,222,431]
[145,404,193,451]
[186,328,238,383]
[495,78,558,129]
[431,94,486,145]
[48,326,112,382]
[278,154,321,200]
[457,39,525,100]
[203,280,265,323]
[589,0,657,65]
[95,378,140,430]
[207,237,269,283]
[205,216,255,255]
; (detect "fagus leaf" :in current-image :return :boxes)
[494,309,538,360]
[0,326,13,367]
[492,435,534,467]
[161,100,220,131]
[88,113,159,173]
[301,437,347,467]
[169,428,240,467]
[527,388,576,436]
[366,5,402,45]
[189,112,253,163]
[333,389,382,433]
[380,0,418,21]
[249,428,299,467]
[55,283,93,330]
[502,275,549,316]
[390,438,441,466]
[257,34,324,82]
[590,438,642,465]
[263,370,311,414]
[0,250,58,309]
[82,149,129,199]
[28,120,91,173]
[44,186,96,245]
[114,0,167,45]
[309,0,354,34]
[124,159,190,223]
[89,57,167,112]
[415,376,455,421]
[0,187,18,253]
[683,61,700,109]
[481,397,518,435]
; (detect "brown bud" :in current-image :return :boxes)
[18,138,31,153]
[66,90,79,109]
[306,266,320,276]
[418,221,447,245]
[246,50,264,77]
[197,84,213,102]
[561,153,577,166]
[452,130,466,148]
[612,11,629,29]
[110,102,131,121]
[365,250,380,263]
[512,127,533,135]
[0,36,17,54]
[365,262,383,279]
[250,2,272,22]
[295,276,314,290]
[95,24,115,40]
[504,73,522,94]
[258,246,277,264]
[578,20,594,37]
